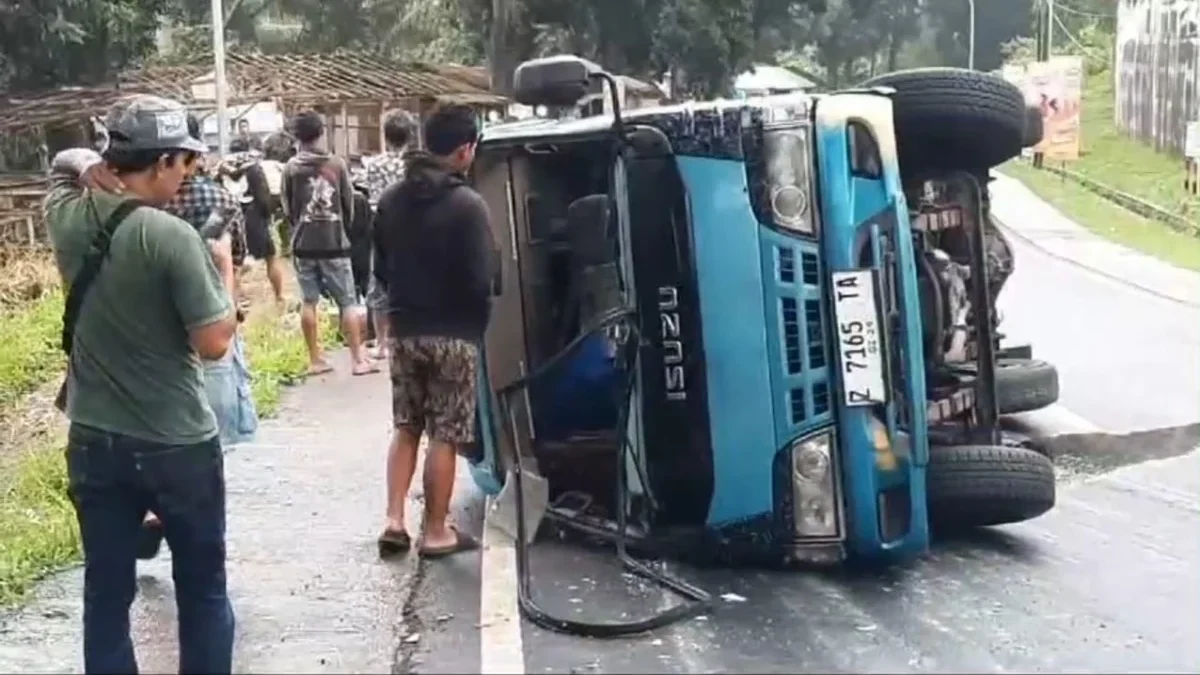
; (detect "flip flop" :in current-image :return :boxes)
[377,529,412,558]
[418,527,480,559]
[137,520,165,560]
[352,361,382,377]
[306,362,335,376]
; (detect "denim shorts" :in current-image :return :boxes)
[203,332,258,447]
[366,275,388,312]
[294,257,360,309]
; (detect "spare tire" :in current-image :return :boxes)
[1022,105,1044,148]
[862,68,1026,174]
[927,444,1056,532]
[955,358,1060,414]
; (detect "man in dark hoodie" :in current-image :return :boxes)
[281,111,377,376]
[373,104,496,558]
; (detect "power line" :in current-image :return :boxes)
[1052,10,1109,65]
[1054,1,1116,20]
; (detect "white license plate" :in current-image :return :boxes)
[831,270,887,407]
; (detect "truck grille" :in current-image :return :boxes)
[763,232,834,440]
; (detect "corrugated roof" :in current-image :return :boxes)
[0,51,499,133]
[734,64,817,92]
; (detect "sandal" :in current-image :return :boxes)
[418,527,480,559]
[377,529,412,558]
[305,361,334,376]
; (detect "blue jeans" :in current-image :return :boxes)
[66,424,235,674]
[203,332,258,447]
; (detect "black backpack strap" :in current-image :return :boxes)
[60,199,143,355]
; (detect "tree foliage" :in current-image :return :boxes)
[1,0,1077,100]
[0,0,169,91]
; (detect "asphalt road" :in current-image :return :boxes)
[2,202,1196,674]
[400,228,1200,674]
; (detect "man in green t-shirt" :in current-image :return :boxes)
[44,94,238,675]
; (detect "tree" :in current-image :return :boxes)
[925,0,1035,71]
[0,0,170,91]
[471,0,833,97]
[770,0,921,88]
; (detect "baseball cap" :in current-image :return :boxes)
[101,94,208,154]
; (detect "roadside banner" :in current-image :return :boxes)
[1025,56,1084,161]
[1000,64,1036,158]
[1185,121,1200,159]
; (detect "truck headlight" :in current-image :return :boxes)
[761,127,816,236]
[790,431,842,539]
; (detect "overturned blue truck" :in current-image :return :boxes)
[462,57,1060,636]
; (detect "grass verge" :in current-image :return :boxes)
[0,291,71,606]
[1069,69,1200,218]
[1006,67,1200,271]
[1004,160,1200,272]
[0,438,76,605]
[242,304,339,418]
[0,270,338,606]
[0,292,64,410]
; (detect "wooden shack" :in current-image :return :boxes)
[0,50,506,245]
[1,51,504,156]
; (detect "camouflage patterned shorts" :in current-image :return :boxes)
[389,337,479,444]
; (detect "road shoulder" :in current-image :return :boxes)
[991,172,1200,308]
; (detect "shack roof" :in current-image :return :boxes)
[0,51,503,134]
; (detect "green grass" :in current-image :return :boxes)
[0,438,76,605]
[1006,67,1200,269]
[243,307,339,418]
[1069,71,1200,219]
[0,292,64,410]
[0,292,336,607]
[0,291,73,606]
[1004,160,1200,272]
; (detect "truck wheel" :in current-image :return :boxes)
[862,68,1026,174]
[953,358,1059,414]
[1022,105,1044,148]
[996,358,1058,413]
[927,444,1056,532]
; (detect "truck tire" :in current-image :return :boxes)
[862,68,1026,174]
[953,358,1059,414]
[927,444,1056,531]
[996,358,1058,413]
[1022,105,1044,148]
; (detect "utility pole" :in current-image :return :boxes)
[1046,0,1056,58]
[966,0,976,69]
[211,0,229,157]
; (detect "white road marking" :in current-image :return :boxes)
[1009,404,1106,436]
[479,496,525,675]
